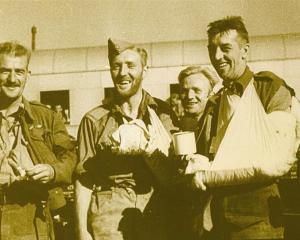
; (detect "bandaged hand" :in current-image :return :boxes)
[110,120,150,155]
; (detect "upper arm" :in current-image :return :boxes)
[76,116,97,176]
[52,112,75,151]
[266,85,292,113]
[50,112,77,183]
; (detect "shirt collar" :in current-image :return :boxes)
[0,96,24,119]
[21,97,35,122]
[223,66,254,96]
[106,89,158,120]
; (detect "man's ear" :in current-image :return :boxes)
[241,43,250,60]
[142,65,148,78]
[27,69,31,80]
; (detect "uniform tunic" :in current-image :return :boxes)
[77,90,176,240]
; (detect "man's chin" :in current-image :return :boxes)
[116,89,134,98]
[185,110,201,117]
[0,91,21,101]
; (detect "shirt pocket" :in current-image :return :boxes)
[30,125,52,147]
[29,125,56,163]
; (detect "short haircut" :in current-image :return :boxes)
[207,16,249,44]
[109,46,148,67]
[130,47,148,67]
[0,41,31,68]
[178,65,219,89]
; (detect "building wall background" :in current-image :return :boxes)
[24,33,300,136]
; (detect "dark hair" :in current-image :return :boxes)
[0,41,31,68]
[178,65,219,89]
[207,16,249,43]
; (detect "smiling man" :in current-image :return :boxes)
[187,16,297,240]
[75,39,176,240]
[178,66,219,132]
[0,42,76,240]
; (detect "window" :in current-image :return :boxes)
[40,90,70,124]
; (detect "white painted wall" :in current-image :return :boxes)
[24,33,300,134]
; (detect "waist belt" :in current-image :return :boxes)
[0,185,48,205]
[93,183,133,192]
[94,174,153,194]
[0,192,48,209]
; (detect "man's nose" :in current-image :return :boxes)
[8,71,17,82]
[215,47,224,60]
[187,89,195,99]
[120,64,129,76]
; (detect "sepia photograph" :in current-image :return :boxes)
[0,0,299,239]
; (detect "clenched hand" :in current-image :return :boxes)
[26,164,55,184]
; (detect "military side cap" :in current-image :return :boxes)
[108,38,135,62]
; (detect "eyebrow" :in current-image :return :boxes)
[208,42,232,47]
[0,67,27,72]
[220,43,232,47]
[112,60,137,65]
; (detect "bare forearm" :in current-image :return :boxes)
[75,180,93,240]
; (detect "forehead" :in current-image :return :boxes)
[111,49,142,63]
[181,73,211,88]
[0,54,28,68]
[209,29,240,45]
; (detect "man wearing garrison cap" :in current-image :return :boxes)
[75,38,177,240]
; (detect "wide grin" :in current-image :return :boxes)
[218,62,228,69]
[117,81,131,90]
[186,102,199,107]
[4,85,20,90]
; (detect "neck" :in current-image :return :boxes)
[120,90,143,119]
[0,96,22,116]
[185,112,202,121]
[226,65,247,82]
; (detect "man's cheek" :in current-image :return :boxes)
[0,79,5,86]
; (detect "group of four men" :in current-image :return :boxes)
[0,16,297,240]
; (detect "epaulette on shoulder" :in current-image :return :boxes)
[253,71,291,94]
[253,70,295,101]
[85,104,110,122]
[29,101,51,109]
[254,71,284,84]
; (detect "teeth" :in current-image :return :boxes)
[120,81,130,84]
